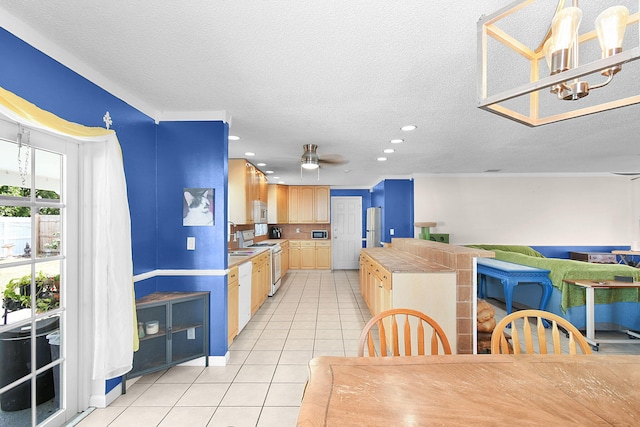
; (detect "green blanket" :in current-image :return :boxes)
[488,250,640,312]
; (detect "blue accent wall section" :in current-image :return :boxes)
[156,121,229,357]
[156,121,228,270]
[370,179,414,243]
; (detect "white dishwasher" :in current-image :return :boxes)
[237,261,252,333]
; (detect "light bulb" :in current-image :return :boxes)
[543,37,554,69]
[595,6,629,56]
[551,7,582,51]
[301,163,319,170]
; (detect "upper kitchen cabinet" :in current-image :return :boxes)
[229,159,268,224]
[288,185,330,224]
[268,184,289,224]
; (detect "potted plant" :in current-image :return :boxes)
[3,272,60,313]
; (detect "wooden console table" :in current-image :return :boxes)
[611,250,640,266]
[477,258,553,317]
[564,279,640,349]
[298,354,640,426]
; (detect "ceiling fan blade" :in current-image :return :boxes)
[318,154,348,166]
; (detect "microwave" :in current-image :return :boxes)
[253,200,268,224]
[311,230,328,239]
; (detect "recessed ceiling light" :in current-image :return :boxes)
[377,157,387,162]
[257,163,266,167]
[278,181,285,184]
[228,135,240,141]
[401,125,417,131]
[383,148,395,154]
[390,139,404,144]
[265,170,274,174]
[344,169,351,173]
[273,176,280,179]
[244,152,255,156]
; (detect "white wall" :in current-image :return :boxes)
[413,175,639,246]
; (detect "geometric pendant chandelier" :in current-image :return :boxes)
[477,0,640,126]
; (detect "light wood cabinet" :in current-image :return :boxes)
[268,184,289,224]
[287,185,330,224]
[300,241,316,269]
[251,251,270,315]
[228,158,267,224]
[288,186,300,223]
[315,241,331,269]
[228,266,239,345]
[289,240,301,269]
[288,240,331,270]
[314,186,330,223]
[359,249,458,353]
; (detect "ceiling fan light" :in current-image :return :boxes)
[301,143,319,169]
[595,6,629,56]
[301,161,319,170]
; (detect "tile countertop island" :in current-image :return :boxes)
[363,239,495,354]
[361,247,455,273]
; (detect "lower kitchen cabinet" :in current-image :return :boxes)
[129,292,210,382]
[315,241,331,269]
[289,240,331,270]
[228,266,239,346]
[251,251,271,315]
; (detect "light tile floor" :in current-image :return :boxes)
[76,272,640,427]
[77,270,368,427]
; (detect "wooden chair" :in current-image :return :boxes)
[358,308,452,357]
[491,309,592,355]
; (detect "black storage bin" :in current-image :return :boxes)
[0,317,59,411]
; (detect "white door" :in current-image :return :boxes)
[331,197,362,270]
[0,122,78,426]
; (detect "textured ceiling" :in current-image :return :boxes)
[1,0,639,187]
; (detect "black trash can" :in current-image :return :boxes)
[0,317,59,411]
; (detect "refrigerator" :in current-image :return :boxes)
[366,207,382,247]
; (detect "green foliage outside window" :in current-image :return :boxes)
[0,186,60,216]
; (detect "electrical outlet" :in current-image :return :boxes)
[187,237,196,250]
[296,228,300,233]
[390,228,394,236]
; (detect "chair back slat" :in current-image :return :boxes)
[490,309,592,355]
[378,320,388,357]
[357,308,452,357]
[536,317,548,353]
[404,314,412,356]
[391,316,400,356]
[551,321,562,354]
[510,322,521,354]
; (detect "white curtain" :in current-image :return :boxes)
[0,87,135,380]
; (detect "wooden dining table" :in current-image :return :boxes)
[297,354,640,426]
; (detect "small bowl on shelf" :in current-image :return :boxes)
[145,320,160,335]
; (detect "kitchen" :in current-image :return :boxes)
[227,159,336,346]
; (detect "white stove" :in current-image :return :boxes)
[237,230,282,296]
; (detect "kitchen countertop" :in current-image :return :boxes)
[227,246,270,267]
[362,247,454,274]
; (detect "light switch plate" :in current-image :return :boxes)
[390,229,395,235]
[187,237,196,250]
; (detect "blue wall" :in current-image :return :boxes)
[371,179,414,243]
[155,121,229,356]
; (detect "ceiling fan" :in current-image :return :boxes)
[300,144,348,180]
[612,173,640,181]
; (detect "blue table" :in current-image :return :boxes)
[477,258,553,318]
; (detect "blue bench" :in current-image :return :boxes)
[477,258,553,318]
